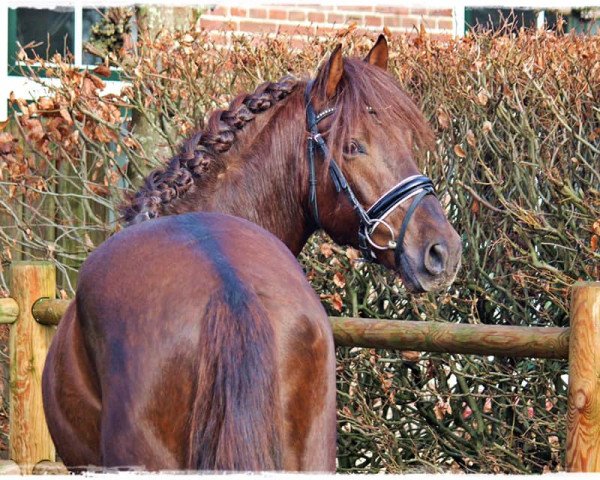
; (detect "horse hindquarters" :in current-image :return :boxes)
[92,285,283,472]
[44,213,336,472]
[279,312,337,472]
[42,301,101,469]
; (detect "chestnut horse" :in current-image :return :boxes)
[42,36,462,471]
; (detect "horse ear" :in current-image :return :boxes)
[325,44,344,99]
[365,34,389,70]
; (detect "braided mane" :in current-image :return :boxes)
[119,76,299,225]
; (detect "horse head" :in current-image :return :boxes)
[305,36,462,292]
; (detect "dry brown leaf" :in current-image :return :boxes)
[466,129,477,148]
[84,234,95,249]
[591,235,598,251]
[476,88,489,106]
[453,144,467,158]
[321,293,344,312]
[82,78,97,97]
[181,34,194,44]
[434,399,452,420]
[60,109,73,125]
[471,60,484,73]
[88,182,109,196]
[400,351,420,362]
[38,97,54,110]
[333,272,346,289]
[93,64,111,78]
[331,293,343,312]
[482,120,493,134]
[123,136,140,150]
[121,86,134,99]
[320,242,334,258]
[437,107,451,130]
[345,247,360,261]
[336,21,357,38]
[381,377,393,391]
[46,117,63,139]
[87,74,106,90]
[22,118,44,142]
[94,125,112,143]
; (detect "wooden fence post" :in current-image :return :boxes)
[566,281,600,472]
[9,261,56,474]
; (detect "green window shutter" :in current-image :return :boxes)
[7,8,17,71]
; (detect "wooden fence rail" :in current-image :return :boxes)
[0,261,598,473]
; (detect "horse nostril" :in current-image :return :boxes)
[424,243,448,276]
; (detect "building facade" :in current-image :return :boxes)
[1,4,597,120]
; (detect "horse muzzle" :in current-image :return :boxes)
[394,228,462,293]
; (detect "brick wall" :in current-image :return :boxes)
[199,5,455,44]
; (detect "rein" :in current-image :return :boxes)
[304,81,436,262]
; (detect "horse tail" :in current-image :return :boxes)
[188,287,282,471]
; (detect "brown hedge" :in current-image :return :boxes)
[0,22,598,472]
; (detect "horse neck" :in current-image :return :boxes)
[181,91,314,255]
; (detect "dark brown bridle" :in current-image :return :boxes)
[305,81,436,263]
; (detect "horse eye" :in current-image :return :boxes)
[344,140,365,157]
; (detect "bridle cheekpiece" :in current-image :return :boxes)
[305,80,436,262]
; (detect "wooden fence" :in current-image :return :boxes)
[0,261,598,473]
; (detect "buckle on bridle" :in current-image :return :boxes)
[311,132,324,144]
[363,218,398,251]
